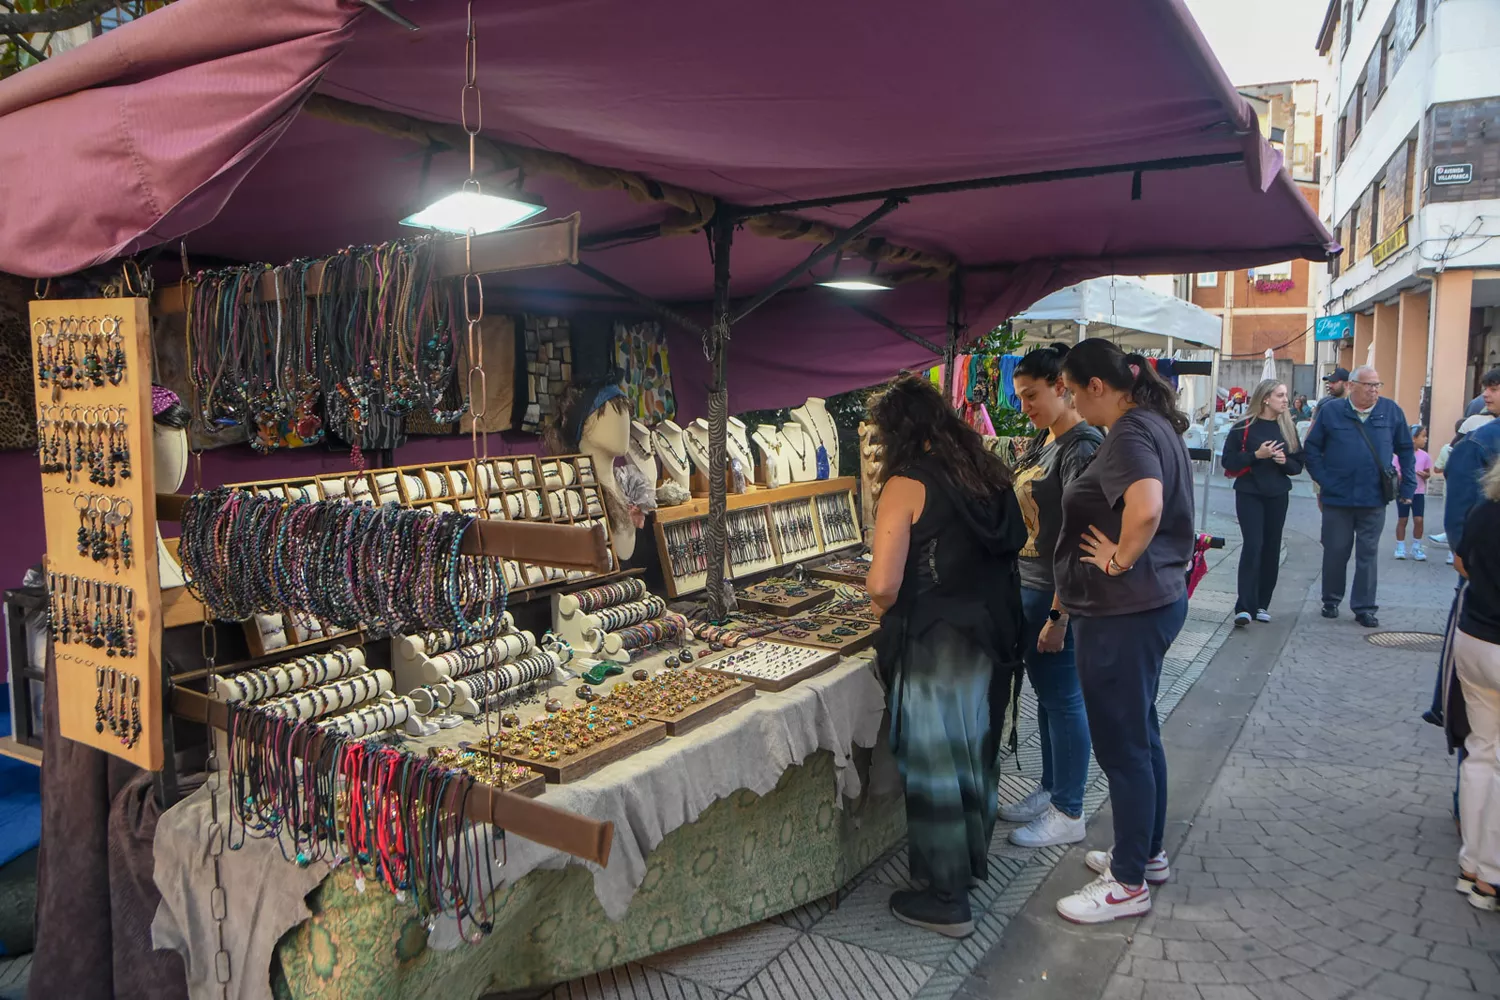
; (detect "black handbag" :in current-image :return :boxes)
[1352,408,1402,505]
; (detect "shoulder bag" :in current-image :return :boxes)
[1223,424,1252,479]
[1351,405,1401,504]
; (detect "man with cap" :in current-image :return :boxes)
[1313,367,1350,421]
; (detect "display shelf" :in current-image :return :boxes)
[726,507,778,579]
[767,497,822,562]
[695,640,841,693]
[32,298,163,769]
[812,489,861,552]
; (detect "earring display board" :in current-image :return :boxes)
[652,478,862,598]
[694,640,841,693]
[31,298,163,769]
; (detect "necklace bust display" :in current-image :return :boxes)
[777,424,818,483]
[652,419,691,491]
[726,416,754,474]
[551,379,637,560]
[751,425,786,487]
[685,419,713,477]
[627,419,658,486]
[791,397,837,478]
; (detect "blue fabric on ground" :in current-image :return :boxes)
[0,685,41,869]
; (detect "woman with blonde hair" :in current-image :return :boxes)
[1221,379,1304,627]
[1454,460,1500,909]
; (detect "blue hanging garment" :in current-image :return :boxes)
[999,355,1023,411]
[815,445,830,480]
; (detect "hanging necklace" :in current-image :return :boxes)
[656,427,689,468]
[781,425,808,461]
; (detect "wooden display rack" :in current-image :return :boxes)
[695,641,842,693]
[31,298,163,769]
[653,478,863,598]
[773,614,878,656]
[496,719,667,784]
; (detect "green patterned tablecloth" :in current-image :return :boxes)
[273,749,905,999]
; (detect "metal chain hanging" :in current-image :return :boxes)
[462,0,488,500]
[201,612,232,998]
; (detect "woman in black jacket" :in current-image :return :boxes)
[1221,379,1305,627]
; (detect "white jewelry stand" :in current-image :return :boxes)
[653,419,692,491]
[155,425,188,589]
[752,427,786,487]
[727,417,754,476]
[778,424,818,482]
[685,419,713,477]
[579,404,636,560]
[791,397,838,477]
[627,420,658,485]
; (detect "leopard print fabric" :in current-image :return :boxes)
[0,274,37,451]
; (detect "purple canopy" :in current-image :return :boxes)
[0,0,1334,411]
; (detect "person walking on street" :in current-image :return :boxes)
[866,374,1026,938]
[1393,425,1431,561]
[1303,365,1416,628]
[1452,461,1500,911]
[1001,343,1102,848]
[1052,339,1196,924]
[1221,379,1304,627]
[1463,367,1500,418]
[1313,367,1349,420]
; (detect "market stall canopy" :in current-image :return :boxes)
[1012,277,1224,353]
[0,0,1334,413]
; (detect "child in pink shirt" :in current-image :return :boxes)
[1394,425,1432,560]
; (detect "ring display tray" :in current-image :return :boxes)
[496,718,667,784]
[425,748,548,799]
[636,675,757,736]
[695,640,841,693]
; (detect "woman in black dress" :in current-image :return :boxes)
[1221,379,1304,627]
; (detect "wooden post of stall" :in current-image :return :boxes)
[704,214,734,622]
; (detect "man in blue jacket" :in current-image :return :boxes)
[1444,416,1500,548]
[1304,365,1416,627]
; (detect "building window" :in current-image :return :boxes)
[1196,272,1219,288]
[1336,117,1348,162]
[1415,0,1427,37]
[1252,261,1293,280]
[1341,0,1353,52]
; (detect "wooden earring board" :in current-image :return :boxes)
[31,298,163,769]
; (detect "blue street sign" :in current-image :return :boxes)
[1315,314,1353,342]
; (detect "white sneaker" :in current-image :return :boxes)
[1430,533,1448,547]
[999,783,1050,823]
[1085,848,1172,885]
[1448,552,1456,565]
[1056,873,1152,924]
[1413,544,1427,561]
[1009,805,1085,848]
[1255,609,1272,623]
[1394,542,1406,560]
[1234,611,1251,628]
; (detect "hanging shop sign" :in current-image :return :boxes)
[1371,221,1409,267]
[1433,164,1473,186]
[1314,313,1354,342]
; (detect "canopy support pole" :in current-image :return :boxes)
[731,198,904,325]
[942,268,965,401]
[705,214,735,621]
[844,303,944,356]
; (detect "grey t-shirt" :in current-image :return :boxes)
[1014,423,1102,591]
[1055,408,1196,616]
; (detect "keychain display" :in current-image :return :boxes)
[36,405,133,485]
[46,573,136,657]
[34,315,128,392]
[92,665,142,747]
[72,493,133,573]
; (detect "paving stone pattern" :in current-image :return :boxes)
[1103,545,1500,1000]
[536,520,1244,1000]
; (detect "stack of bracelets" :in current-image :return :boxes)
[178,488,507,636]
[561,578,649,615]
[259,669,393,722]
[224,703,502,940]
[588,612,691,654]
[770,500,818,556]
[402,613,515,657]
[661,519,708,580]
[725,509,773,568]
[815,493,858,545]
[219,645,367,703]
[445,644,569,714]
[427,631,537,680]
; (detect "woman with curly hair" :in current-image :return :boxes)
[867,373,1026,938]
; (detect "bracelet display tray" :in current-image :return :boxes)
[694,640,842,693]
[772,614,879,656]
[496,719,667,784]
[806,559,870,585]
[733,582,833,618]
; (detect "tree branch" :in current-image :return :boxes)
[0,0,117,34]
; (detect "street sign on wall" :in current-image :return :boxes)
[1434,164,1473,185]
[1372,221,1409,266]
[1315,313,1354,342]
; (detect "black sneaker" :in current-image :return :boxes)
[1321,604,1339,619]
[889,888,974,938]
[1355,612,1380,628]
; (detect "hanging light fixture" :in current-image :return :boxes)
[399,8,545,235]
[816,254,892,292]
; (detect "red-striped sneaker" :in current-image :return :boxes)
[1085,848,1171,885]
[1057,873,1152,924]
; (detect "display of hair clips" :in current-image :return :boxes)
[73,492,133,573]
[34,315,128,392]
[93,665,142,747]
[36,405,132,485]
[815,491,859,545]
[47,573,136,657]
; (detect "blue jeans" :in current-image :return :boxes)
[1021,586,1091,818]
[1074,595,1189,887]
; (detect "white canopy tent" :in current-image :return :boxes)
[1011,276,1225,530]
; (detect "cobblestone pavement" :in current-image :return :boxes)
[1102,505,1500,1000]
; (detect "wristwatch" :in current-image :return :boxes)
[1047,608,1067,623]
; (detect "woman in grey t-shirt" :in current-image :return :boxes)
[1051,339,1195,926]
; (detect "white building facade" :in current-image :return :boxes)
[1316,0,1500,440]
